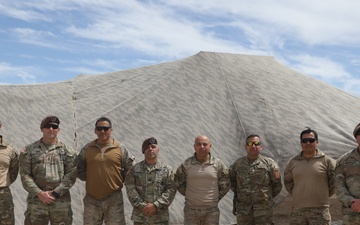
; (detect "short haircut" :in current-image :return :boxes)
[95,117,112,127]
[300,127,318,140]
[246,134,260,142]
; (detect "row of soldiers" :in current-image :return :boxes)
[0,116,360,225]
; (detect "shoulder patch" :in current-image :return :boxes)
[274,168,280,179]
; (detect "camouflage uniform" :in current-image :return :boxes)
[77,139,135,225]
[125,159,176,225]
[335,148,360,225]
[230,155,282,225]
[175,154,230,225]
[284,150,335,225]
[19,139,77,225]
[0,136,19,225]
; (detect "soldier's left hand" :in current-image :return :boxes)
[351,199,360,213]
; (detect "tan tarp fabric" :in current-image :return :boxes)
[1,51,359,224]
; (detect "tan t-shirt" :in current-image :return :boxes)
[0,139,16,187]
[185,161,219,208]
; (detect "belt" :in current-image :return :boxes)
[39,186,55,191]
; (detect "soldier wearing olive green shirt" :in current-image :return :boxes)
[230,134,282,225]
[335,123,360,224]
[19,116,77,225]
[125,137,176,225]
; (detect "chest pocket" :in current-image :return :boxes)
[345,163,360,177]
[240,164,270,186]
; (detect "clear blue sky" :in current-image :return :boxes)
[1,0,359,97]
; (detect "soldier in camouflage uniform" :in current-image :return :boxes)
[0,120,19,225]
[19,116,77,225]
[175,135,230,225]
[284,127,335,225]
[125,137,176,225]
[230,134,282,225]
[335,123,360,225]
[77,117,135,225]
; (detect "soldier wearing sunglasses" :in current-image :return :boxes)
[230,134,282,225]
[284,127,336,225]
[77,116,135,225]
[335,123,360,224]
[19,116,77,225]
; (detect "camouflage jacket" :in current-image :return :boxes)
[175,154,230,200]
[230,155,282,214]
[125,160,176,223]
[335,147,360,208]
[19,139,77,200]
[0,136,19,186]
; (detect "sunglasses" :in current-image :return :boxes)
[301,138,317,144]
[96,126,111,131]
[44,124,59,129]
[246,141,262,147]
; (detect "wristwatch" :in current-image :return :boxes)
[51,191,60,198]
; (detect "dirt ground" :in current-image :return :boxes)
[273,195,343,224]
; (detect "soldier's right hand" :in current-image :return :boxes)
[37,191,56,205]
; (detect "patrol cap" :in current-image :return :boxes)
[40,116,60,129]
[353,123,360,138]
[142,137,158,153]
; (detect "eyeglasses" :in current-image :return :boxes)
[301,138,317,144]
[44,124,59,129]
[246,141,262,147]
[96,126,111,131]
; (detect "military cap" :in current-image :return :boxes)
[40,116,60,129]
[142,137,158,153]
[353,123,360,138]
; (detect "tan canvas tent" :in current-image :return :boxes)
[1,51,358,224]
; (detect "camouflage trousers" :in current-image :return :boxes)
[342,207,360,225]
[184,205,219,225]
[134,222,168,225]
[83,189,126,225]
[24,194,72,225]
[289,207,331,225]
[0,187,14,225]
[236,207,273,225]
